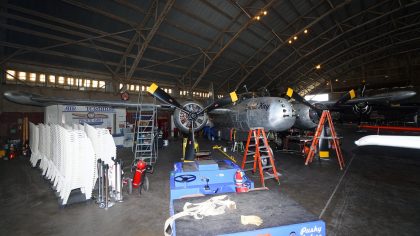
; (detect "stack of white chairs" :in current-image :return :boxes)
[29,122,40,167]
[28,123,114,206]
[84,124,117,191]
[38,124,50,174]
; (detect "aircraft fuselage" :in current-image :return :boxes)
[212,97,296,132]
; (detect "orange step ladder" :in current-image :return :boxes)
[305,110,345,170]
[241,127,280,187]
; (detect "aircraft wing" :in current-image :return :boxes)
[3,90,174,109]
[208,108,231,115]
[346,90,417,104]
[316,90,417,107]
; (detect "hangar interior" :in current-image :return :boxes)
[1,0,420,235]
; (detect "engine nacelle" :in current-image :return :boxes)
[292,102,319,130]
[173,101,208,133]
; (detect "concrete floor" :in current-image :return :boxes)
[1,124,419,235]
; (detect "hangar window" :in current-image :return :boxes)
[99,81,105,89]
[168,89,172,94]
[6,70,15,80]
[29,73,36,82]
[135,85,140,91]
[142,86,145,91]
[58,76,65,84]
[49,75,55,83]
[304,93,329,102]
[18,72,26,81]
[84,79,91,87]
[39,74,46,83]
[67,77,74,85]
[76,78,83,87]
[92,80,98,88]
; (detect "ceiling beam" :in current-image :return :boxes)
[190,0,276,90]
[216,0,322,92]
[248,1,393,89]
[126,0,175,81]
[171,3,260,52]
[178,1,254,88]
[113,0,157,78]
[4,3,194,62]
[295,39,420,95]
[59,0,242,73]
[304,48,420,95]
[0,41,181,79]
[0,19,197,74]
[253,0,417,90]
[286,14,420,88]
[234,0,351,91]
[112,0,253,66]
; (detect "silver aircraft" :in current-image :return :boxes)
[3,90,297,133]
[286,87,417,129]
[209,96,295,132]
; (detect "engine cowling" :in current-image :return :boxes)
[293,103,318,130]
[353,103,372,115]
[173,101,208,133]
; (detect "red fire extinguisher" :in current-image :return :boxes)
[234,170,249,193]
[132,160,147,189]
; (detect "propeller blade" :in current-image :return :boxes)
[360,81,366,97]
[333,89,356,107]
[285,88,320,113]
[198,91,238,115]
[184,122,196,161]
[147,83,188,113]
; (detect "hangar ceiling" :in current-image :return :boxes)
[1,0,419,96]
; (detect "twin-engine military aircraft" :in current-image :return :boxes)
[3,84,417,134]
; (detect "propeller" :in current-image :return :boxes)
[147,83,237,161]
[285,87,356,112]
[286,88,321,113]
[198,92,238,115]
[333,89,356,107]
[147,83,188,113]
[285,87,356,158]
[356,81,367,125]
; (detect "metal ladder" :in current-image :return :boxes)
[133,93,158,167]
[241,127,280,187]
[305,110,345,170]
